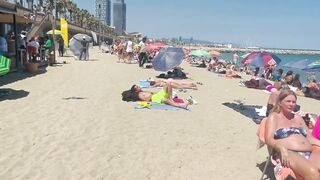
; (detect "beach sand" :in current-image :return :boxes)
[1,47,320,180]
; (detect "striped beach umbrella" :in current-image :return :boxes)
[0,55,10,76]
[242,51,281,68]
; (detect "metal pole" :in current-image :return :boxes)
[98,4,101,49]
[52,0,57,64]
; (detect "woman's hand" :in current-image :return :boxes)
[279,146,290,167]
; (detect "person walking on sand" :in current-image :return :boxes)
[138,37,148,67]
[79,36,89,60]
[125,37,133,64]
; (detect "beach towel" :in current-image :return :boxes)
[134,102,191,111]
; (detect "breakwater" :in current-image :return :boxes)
[184,46,320,55]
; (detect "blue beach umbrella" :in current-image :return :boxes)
[302,60,320,71]
[282,59,318,70]
[152,47,185,71]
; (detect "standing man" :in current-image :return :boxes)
[43,35,53,61]
[58,36,64,57]
[0,34,7,54]
[138,37,148,67]
[233,53,239,66]
[79,36,89,60]
[125,37,133,64]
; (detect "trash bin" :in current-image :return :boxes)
[48,54,55,66]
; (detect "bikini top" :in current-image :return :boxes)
[274,127,307,139]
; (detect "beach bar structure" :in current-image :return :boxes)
[0,1,33,71]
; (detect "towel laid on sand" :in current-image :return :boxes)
[134,102,191,111]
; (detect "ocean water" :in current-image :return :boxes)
[220,53,320,85]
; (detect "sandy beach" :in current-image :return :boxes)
[1,47,320,180]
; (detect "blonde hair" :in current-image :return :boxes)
[272,89,297,113]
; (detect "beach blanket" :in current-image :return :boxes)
[134,102,191,111]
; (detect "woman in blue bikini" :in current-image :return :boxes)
[265,89,320,180]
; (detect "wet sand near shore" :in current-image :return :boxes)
[1,47,319,180]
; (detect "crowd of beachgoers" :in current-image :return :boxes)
[102,36,320,179]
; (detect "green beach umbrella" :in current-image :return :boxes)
[190,50,212,58]
[0,55,10,76]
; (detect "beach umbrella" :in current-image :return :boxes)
[46,30,64,35]
[240,53,251,59]
[242,51,281,68]
[302,60,320,71]
[69,34,92,60]
[282,59,318,70]
[208,50,220,56]
[152,47,185,71]
[146,42,167,51]
[190,49,212,58]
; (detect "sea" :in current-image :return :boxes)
[220,53,320,85]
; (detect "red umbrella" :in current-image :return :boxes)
[145,42,167,51]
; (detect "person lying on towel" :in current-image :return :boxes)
[122,82,191,109]
[149,78,198,90]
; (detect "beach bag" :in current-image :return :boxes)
[312,116,320,140]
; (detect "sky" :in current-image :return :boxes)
[74,0,320,50]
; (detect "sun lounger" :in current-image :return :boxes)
[0,55,10,76]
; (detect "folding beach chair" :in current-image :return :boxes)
[0,55,10,76]
[0,55,11,97]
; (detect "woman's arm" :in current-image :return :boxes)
[265,113,291,167]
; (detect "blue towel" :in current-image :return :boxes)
[134,102,191,111]
[139,80,151,88]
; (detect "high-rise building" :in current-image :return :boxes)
[95,0,111,26]
[113,0,126,34]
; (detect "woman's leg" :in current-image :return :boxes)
[287,150,320,180]
[309,146,320,170]
[170,82,197,90]
[162,82,173,97]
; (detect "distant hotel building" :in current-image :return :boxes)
[95,0,111,26]
[113,0,126,34]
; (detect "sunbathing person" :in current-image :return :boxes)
[131,82,190,109]
[244,78,272,89]
[265,89,320,180]
[148,78,198,90]
[266,82,283,117]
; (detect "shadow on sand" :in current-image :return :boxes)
[222,102,264,124]
[0,68,47,87]
[0,88,29,101]
[256,160,276,180]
